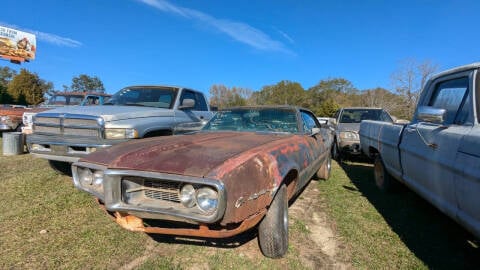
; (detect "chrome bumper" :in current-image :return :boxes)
[27,134,128,162]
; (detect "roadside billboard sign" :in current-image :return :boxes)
[0,25,36,63]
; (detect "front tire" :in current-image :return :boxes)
[374,156,398,192]
[48,160,72,176]
[258,184,288,258]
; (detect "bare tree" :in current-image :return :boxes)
[391,59,438,119]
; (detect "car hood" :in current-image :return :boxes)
[36,105,174,121]
[337,123,360,133]
[82,131,291,178]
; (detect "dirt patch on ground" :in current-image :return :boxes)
[289,180,352,269]
[120,180,351,269]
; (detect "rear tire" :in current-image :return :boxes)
[258,184,288,258]
[48,160,72,176]
[316,154,331,180]
[374,156,398,192]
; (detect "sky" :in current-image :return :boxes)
[1,0,480,97]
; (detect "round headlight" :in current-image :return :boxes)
[93,170,104,186]
[180,184,196,208]
[79,168,93,185]
[196,187,218,214]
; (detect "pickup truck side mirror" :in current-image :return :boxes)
[179,98,195,110]
[417,106,446,124]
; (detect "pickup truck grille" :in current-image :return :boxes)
[33,113,103,138]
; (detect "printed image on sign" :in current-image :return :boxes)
[0,25,36,63]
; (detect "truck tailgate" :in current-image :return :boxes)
[360,120,405,180]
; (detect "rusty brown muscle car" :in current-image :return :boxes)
[72,106,332,258]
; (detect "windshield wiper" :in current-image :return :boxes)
[124,103,146,107]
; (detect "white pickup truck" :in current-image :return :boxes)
[359,63,480,239]
[27,85,213,174]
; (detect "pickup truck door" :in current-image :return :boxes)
[454,79,480,237]
[174,90,212,133]
[399,74,471,218]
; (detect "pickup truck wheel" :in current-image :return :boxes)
[316,154,331,180]
[258,184,288,258]
[374,156,397,192]
[48,160,72,176]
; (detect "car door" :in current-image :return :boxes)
[174,90,211,133]
[298,110,324,188]
[399,72,472,218]
[454,70,480,237]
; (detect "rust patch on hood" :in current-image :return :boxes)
[83,131,291,178]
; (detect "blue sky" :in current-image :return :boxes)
[1,0,479,97]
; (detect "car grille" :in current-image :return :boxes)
[33,114,102,138]
[144,180,181,203]
[122,177,183,206]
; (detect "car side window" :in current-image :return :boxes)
[195,92,208,111]
[429,77,469,125]
[380,111,392,122]
[301,111,317,133]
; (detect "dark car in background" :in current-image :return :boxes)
[331,107,393,159]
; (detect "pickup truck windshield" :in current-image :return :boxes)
[340,109,383,123]
[203,108,298,133]
[105,87,178,108]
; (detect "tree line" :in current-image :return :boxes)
[210,59,438,120]
[0,67,104,106]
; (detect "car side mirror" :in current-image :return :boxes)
[417,106,446,124]
[311,127,321,136]
[330,118,337,125]
[179,98,195,109]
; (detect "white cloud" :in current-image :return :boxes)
[274,27,295,44]
[0,22,82,47]
[137,0,293,54]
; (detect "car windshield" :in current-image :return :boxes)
[104,87,178,108]
[203,108,299,133]
[339,109,382,123]
[45,95,84,105]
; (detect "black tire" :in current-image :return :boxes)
[316,153,331,180]
[332,140,341,161]
[373,156,398,192]
[258,184,288,258]
[48,160,72,176]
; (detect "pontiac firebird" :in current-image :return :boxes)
[72,106,332,258]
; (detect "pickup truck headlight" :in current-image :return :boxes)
[1,116,10,122]
[105,128,138,139]
[339,131,359,140]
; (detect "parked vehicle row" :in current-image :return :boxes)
[21,85,336,257]
[7,62,480,258]
[0,91,110,133]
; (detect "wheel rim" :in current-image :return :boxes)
[282,195,288,235]
[327,156,332,173]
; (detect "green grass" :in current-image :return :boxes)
[317,160,480,269]
[0,137,309,269]
[1,135,478,269]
